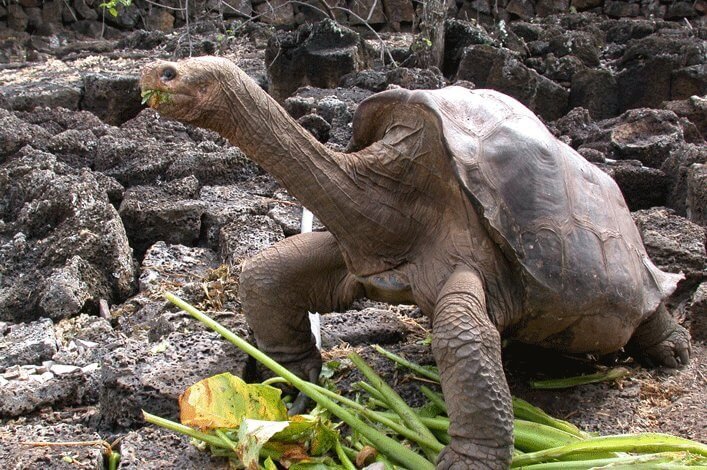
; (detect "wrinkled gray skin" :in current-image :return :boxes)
[141,57,691,469]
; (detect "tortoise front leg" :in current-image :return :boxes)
[432,266,513,470]
[240,231,365,383]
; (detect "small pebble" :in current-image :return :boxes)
[29,372,55,383]
[76,339,99,349]
[3,365,22,379]
[82,363,100,373]
[50,364,80,375]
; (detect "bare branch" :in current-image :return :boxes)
[330,5,397,66]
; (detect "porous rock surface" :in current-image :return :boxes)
[0,421,104,469]
[0,147,136,322]
[0,6,705,469]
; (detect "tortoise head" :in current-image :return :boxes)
[140,56,237,126]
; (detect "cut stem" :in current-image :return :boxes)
[511,433,707,467]
[373,345,441,382]
[530,367,629,390]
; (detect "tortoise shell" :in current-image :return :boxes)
[351,86,682,337]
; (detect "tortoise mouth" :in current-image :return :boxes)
[141,89,173,108]
[140,87,197,115]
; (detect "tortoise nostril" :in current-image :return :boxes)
[161,66,177,81]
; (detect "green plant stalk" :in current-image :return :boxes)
[367,397,390,409]
[374,345,441,382]
[530,367,629,389]
[165,293,435,470]
[354,381,387,403]
[144,411,233,450]
[512,397,586,438]
[380,412,449,431]
[513,420,583,452]
[314,382,444,452]
[107,451,121,470]
[379,412,584,452]
[341,444,357,460]
[349,351,443,461]
[510,433,707,467]
[514,452,703,469]
[334,440,356,470]
[262,377,290,387]
[433,429,451,445]
[379,413,613,459]
[375,346,587,439]
[145,413,282,462]
[378,412,582,450]
[419,385,447,414]
[215,429,238,453]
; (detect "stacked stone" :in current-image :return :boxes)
[2,0,700,36]
[455,0,705,23]
[0,0,415,35]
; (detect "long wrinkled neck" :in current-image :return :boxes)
[204,66,386,268]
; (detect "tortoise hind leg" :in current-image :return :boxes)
[626,305,691,368]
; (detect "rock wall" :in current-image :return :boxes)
[0,0,703,39]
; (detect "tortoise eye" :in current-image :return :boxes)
[161,66,177,81]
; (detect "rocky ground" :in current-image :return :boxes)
[0,5,705,469]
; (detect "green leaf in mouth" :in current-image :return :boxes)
[141,89,172,105]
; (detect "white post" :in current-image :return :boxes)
[301,208,322,350]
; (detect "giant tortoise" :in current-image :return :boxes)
[140,57,691,469]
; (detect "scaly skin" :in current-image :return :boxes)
[240,231,364,382]
[433,266,513,470]
[627,305,692,368]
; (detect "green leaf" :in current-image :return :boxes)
[272,415,338,456]
[108,7,118,16]
[320,360,341,379]
[263,457,278,470]
[141,89,172,106]
[179,372,288,431]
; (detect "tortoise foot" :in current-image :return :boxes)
[628,306,691,368]
[636,324,691,368]
[436,443,511,470]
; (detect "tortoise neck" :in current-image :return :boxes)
[209,67,389,270]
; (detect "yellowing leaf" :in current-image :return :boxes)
[179,372,287,431]
[236,419,290,469]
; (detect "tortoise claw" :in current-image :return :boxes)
[288,391,312,416]
[287,367,320,416]
[636,325,691,369]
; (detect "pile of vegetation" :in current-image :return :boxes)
[142,294,707,469]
